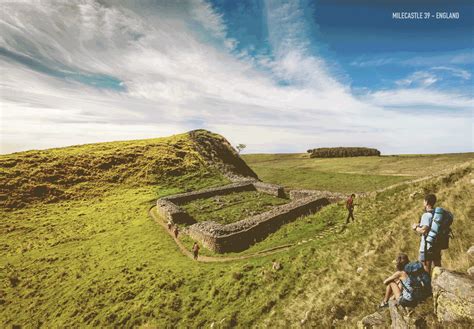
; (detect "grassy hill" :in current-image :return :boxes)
[1,132,473,328]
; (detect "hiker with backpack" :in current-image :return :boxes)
[412,194,453,273]
[379,253,431,308]
[379,253,414,308]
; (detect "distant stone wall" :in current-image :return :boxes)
[162,181,256,205]
[253,182,285,197]
[155,180,335,253]
[289,189,345,202]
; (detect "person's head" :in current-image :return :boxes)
[351,194,355,198]
[424,194,436,210]
[396,253,410,271]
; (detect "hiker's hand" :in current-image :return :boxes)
[412,223,418,230]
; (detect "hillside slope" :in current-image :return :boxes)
[1,134,472,328]
[0,130,257,209]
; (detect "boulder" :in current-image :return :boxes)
[358,310,389,328]
[432,267,474,324]
[468,267,474,277]
[467,245,474,258]
[388,300,413,329]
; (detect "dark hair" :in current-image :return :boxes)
[424,194,437,207]
[351,194,355,197]
[396,253,409,271]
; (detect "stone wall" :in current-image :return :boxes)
[155,180,335,253]
[162,181,256,205]
[289,189,345,203]
[187,196,330,253]
[155,199,196,225]
[253,181,286,197]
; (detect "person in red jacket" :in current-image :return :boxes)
[192,242,200,260]
[346,194,356,224]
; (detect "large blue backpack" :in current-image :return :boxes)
[403,261,432,301]
[425,207,454,251]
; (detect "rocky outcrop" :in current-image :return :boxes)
[358,310,389,328]
[431,267,474,325]
[188,129,259,181]
[388,301,412,328]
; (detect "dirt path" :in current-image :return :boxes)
[148,207,294,262]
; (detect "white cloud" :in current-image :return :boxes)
[396,71,438,88]
[0,0,472,155]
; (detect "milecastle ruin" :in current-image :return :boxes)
[155,180,344,253]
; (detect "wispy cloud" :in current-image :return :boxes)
[0,0,472,155]
[351,51,474,68]
[395,71,438,88]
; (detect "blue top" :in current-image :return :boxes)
[419,212,433,252]
[401,277,414,301]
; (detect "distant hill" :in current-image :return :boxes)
[0,130,257,209]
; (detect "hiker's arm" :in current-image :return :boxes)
[412,224,429,235]
[383,271,401,285]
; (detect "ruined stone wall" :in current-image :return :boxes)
[289,189,345,202]
[253,182,286,198]
[187,197,330,253]
[155,180,335,253]
[155,199,196,225]
[162,182,255,205]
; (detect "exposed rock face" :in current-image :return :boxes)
[431,267,474,324]
[388,301,412,329]
[358,310,389,329]
[188,129,259,181]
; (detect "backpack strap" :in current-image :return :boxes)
[423,210,435,254]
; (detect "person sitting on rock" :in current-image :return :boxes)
[379,253,415,308]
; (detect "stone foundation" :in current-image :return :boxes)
[187,196,329,253]
[155,181,334,253]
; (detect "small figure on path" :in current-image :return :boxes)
[174,226,179,239]
[167,220,172,230]
[345,194,356,224]
[192,242,200,260]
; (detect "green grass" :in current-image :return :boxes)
[2,133,473,328]
[181,191,289,225]
[242,153,474,193]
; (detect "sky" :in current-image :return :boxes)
[0,0,473,154]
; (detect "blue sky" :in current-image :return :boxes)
[0,0,473,154]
